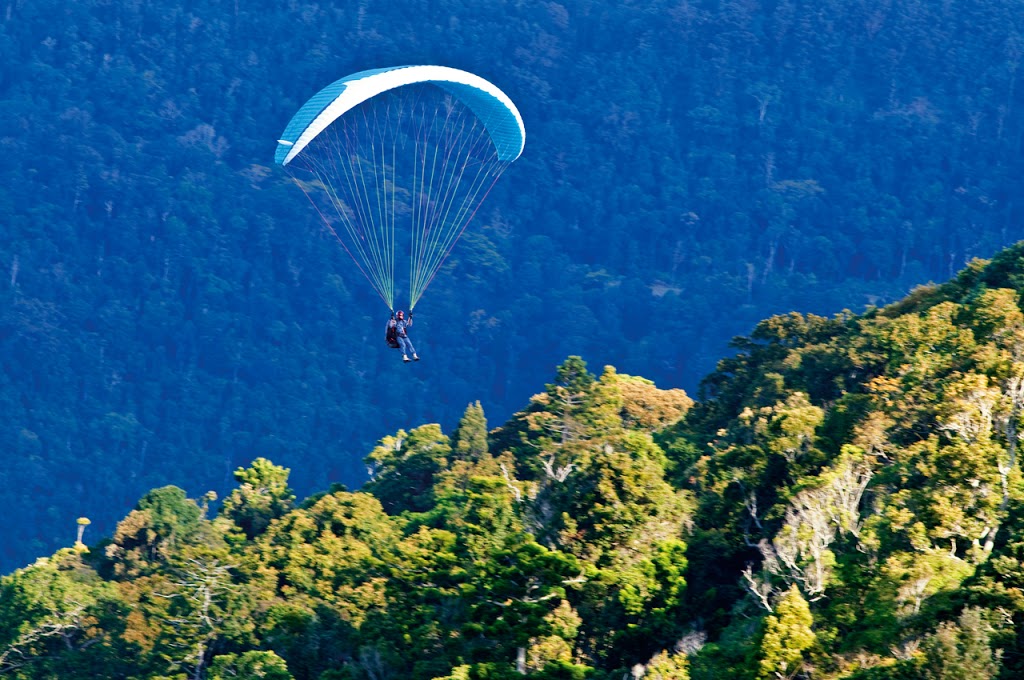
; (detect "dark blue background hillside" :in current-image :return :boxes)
[1,0,1022,570]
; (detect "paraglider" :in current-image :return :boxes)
[387,310,417,362]
[274,66,525,341]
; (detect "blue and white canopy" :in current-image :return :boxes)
[275,65,525,165]
[275,65,524,311]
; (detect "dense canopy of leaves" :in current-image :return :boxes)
[15,247,1024,677]
[1,361,695,679]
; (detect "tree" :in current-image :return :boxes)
[465,537,581,670]
[74,518,91,551]
[750,450,872,603]
[756,585,815,680]
[256,490,398,625]
[104,486,203,577]
[921,608,1000,680]
[364,425,452,514]
[642,648,690,680]
[524,600,582,673]
[0,550,128,678]
[611,370,693,432]
[221,458,295,541]
[521,359,597,471]
[208,650,293,680]
[452,401,489,462]
[155,553,247,680]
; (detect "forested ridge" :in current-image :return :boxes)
[11,245,1024,678]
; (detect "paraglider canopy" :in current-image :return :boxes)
[275,65,525,165]
[275,65,524,310]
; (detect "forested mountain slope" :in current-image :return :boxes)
[4,0,1024,570]
[10,245,1024,678]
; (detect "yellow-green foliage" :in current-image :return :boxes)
[757,586,815,679]
[20,249,1024,678]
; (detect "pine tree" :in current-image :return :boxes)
[452,401,489,462]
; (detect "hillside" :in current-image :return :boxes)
[4,0,1024,571]
[9,245,1024,678]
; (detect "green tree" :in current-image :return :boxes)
[921,608,1000,680]
[0,550,130,678]
[430,458,525,561]
[256,490,398,623]
[464,537,581,670]
[644,648,690,680]
[364,425,452,514]
[209,650,293,680]
[104,486,203,577]
[756,585,815,680]
[452,401,489,462]
[151,551,252,680]
[221,458,295,541]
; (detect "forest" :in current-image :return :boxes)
[4,0,1024,571]
[11,244,1024,678]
